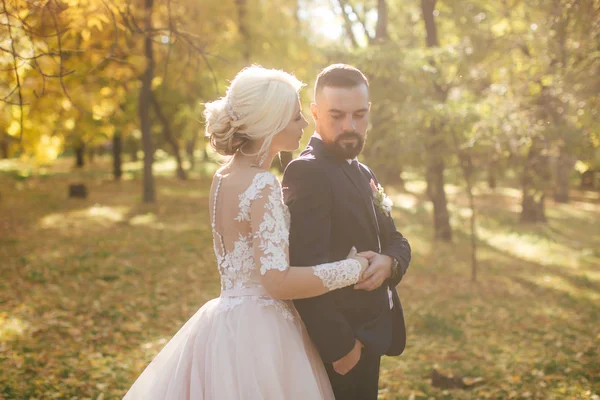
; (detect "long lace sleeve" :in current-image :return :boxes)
[249,172,363,298]
[311,259,362,291]
[249,173,290,275]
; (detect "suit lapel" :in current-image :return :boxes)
[309,138,381,241]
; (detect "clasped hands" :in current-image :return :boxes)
[348,248,393,292]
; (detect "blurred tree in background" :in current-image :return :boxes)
[1,0,599,213]
[1,0,317,200]
[323,0,599,227]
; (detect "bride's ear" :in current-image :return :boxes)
[310,102,318,122]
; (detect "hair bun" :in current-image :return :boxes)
[203,99,248,156]
[202,66,305,158]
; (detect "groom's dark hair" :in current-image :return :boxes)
[314,64,369,98]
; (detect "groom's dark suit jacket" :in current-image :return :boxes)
[282,137,411,364]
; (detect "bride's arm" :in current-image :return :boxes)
[261,259,366,300]
[250,175,366,300]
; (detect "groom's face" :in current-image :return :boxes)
[311,84,370,160]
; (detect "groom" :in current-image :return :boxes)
[282,64,411,400]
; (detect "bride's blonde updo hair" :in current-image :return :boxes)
[204,66,305,158]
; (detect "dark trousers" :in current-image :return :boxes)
[324,347,381,400]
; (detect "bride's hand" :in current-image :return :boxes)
[347,247,369,279]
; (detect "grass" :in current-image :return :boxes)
[1,157,599,399]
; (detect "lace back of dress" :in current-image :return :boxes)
[210,172,264,291]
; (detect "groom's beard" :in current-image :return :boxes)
[323,131,366,160]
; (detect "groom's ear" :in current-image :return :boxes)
[310,102,318,122]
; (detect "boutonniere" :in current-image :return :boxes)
[370,179,393,214]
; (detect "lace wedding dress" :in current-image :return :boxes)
[123,170,361,400]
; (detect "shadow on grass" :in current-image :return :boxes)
[443,224,600,311]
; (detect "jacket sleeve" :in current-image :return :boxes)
[370,172,411,288]
[282,159,357,363]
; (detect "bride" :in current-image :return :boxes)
[123,66,370,399]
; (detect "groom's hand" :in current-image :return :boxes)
[354,251,393,291]
[332,339,363,375]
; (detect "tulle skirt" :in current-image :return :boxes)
[123,287,334,400]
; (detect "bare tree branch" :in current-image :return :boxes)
[0,45,62,60]
[126,1,143,34]
[1,85,20,103]
[335,0,359,48]
[161,0,174,97]
[33,64,47,98]
[50,7,89,116]
[151,91,187,180]
[174,45,193,85]
[174,32,220,95]
[2,0,25,146]
[86,0,119,75]
[346,1,374,42]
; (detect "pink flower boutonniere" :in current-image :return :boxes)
[370,179,393,214]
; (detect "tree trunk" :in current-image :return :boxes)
[113,133,123,181]
[450,130,478,281]
[421,0,439,47]
[186,138,196,170]
[421,0,452,241]
[235,0,250,62]
[88,147,95,164]
[467,185,477,282]
[1,133,9,158]
[580,170,595,190]
[425,133,452,241]
[521,190,546,223]
[140,0,156,203]
[151,94,187,180]
[375,0,388,41]
[74,142,85,168]
[487,160,497,189]
[521,137,549,223]
[129,137,139,162]
[553,146,574,203]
